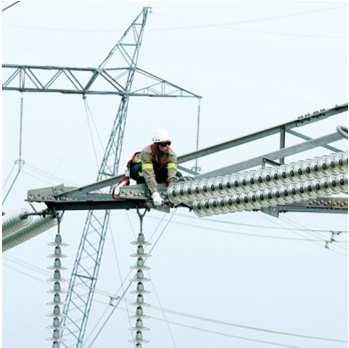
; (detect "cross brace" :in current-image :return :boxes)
[2,64,201,98]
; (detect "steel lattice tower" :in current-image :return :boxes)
[2,6,201,346]
[61,8,151,347]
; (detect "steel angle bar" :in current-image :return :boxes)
[276,203,348,214]
[2,64,96,71]
[279,126,286,164]
[24,68,44,89]
[178,104,348,164]
[54,177,123,199]
[263,196,348,216]
[45,199,152,212]
[132,67,202,98]
[287,129,342,153]
[177,165,200,176]
[2,67,20,87]
[197,132,344,178]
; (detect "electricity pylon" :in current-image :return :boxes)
[56,8,197,347]
[60,9,152,346]
[2,6,201,347]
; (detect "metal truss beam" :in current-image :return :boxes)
[27,184,347,214]
[178,103,347,164]
[27,183,159,211]
[45,104,348,197]
[2,64,201,98]
[53,131,345,202]
[198,131,344,178]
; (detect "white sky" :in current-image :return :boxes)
[1,1,348,348]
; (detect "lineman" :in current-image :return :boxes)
[112,129,179,207]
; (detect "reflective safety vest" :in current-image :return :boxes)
[128,144,177,193]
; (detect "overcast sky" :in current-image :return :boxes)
[2,2,348,348]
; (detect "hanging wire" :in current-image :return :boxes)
[175,211,347,233]
[5,255,346,346]
[147,304,347,344]
[262,214,346,257]
[4,255,51,276]
[125,211,137,239]
[86,211,176,347]
[21,168,56,185]
[3,92,25,205]
[150,280,177,348]
[3,262,46,283]
[109,224,134,342]
[2,162,17,190]
[86,297,299,348]
[83,95,100,171]
[4,222,346,345]
[145,214,347,243]
[84,98,105,152]
[153,4,345,31]
[24,162,78,186]
[280,214,347,255]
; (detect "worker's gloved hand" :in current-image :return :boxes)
[112,176,130,199]
[151,192,163,207]
[167,179,177,188]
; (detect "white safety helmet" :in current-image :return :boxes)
[152,129,171,143]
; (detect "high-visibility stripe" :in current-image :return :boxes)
[142,163,153,171]
[167,162,177,170]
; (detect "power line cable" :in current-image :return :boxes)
[109,224,134,341]
[147,304,347,344]
[84,98,105,152]
[147,215,340,242]
[87,211,176,347]
[6,5,344,34]
[22,168,57,185]
[5,259,345,347]
[92,297,300,348]
[2,163,17,190]
[148,315,299,348]
[280,215,347,254]
[234,29,344,39]
[90,286,347,345]
[2,1,20,12]
[3,262,46,283]
[150,280,178,348]
[25,162,78,186]
[83,96,100,171]
[279,214,347,254]
[3,255,51,276]
[174,212,347,234]
[153,5,346,31]
[262,214,346,257]
[5,233,346,345]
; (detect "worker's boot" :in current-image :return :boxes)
[112,176,130,199]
